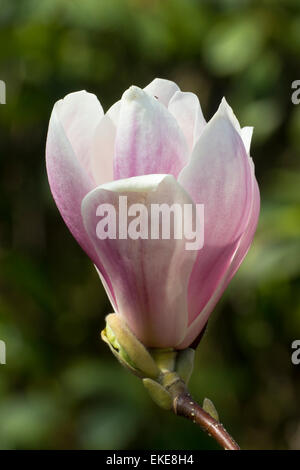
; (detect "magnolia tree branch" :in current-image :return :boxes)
[167,379,240,450]
[174,392,240,450]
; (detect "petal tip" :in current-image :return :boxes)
[214,97,243,135]
[123,85,145,102]
[218,96,232,117]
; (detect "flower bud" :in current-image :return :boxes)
[203,397,219,421]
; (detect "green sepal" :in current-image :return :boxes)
[101,313,160,379]
[175,348,195,384]
[101,329,143,377]
[143,378,173,410]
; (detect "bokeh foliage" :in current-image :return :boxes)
[0,0,299,450]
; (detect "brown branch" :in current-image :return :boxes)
[166,377,240,450]
[174,392,240,450]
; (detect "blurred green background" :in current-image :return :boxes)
[0,0,299,450]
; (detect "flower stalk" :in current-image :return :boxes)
[102,313,240,450]
[165,375,240,450]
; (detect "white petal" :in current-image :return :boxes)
[168,91,206,151]
[143,78,180,106]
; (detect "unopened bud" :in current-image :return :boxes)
[203,397,219,421]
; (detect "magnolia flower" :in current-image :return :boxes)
[46,78,260,350]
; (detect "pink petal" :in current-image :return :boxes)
[106,100,121,126]
[104,77,180,129]
[46,99,116,304]
[91,114,115,185]
[241,126,254,154]
[178,98,254,326]
[55,91,104,181]
[218,98,254,154]
[178,175,260,349]
[95,266,118,314]
[223,175,260,281]
[81,174,198,348]
[168,91,206,151]
[114,86,188,180]
[143,78,180,106]
[90,99,123,185]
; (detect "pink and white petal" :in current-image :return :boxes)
[46,103,97,262]
[219,97,241,133]
[168,91,206,151]
[107,100,121,126]
[178,99,254,325]
[46,104,116,304]
[114,86,189,180]
[194,102,208,146]
[240,126,254,154]
[91,114,115,185]
[81,174,198,348]
[144,78,180,106]
[223,176,260,281]
[177,175,260,350]
[94,265,118,313]
[219,98,253,155]
[105,78,180,127]
[56,91,104,180]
